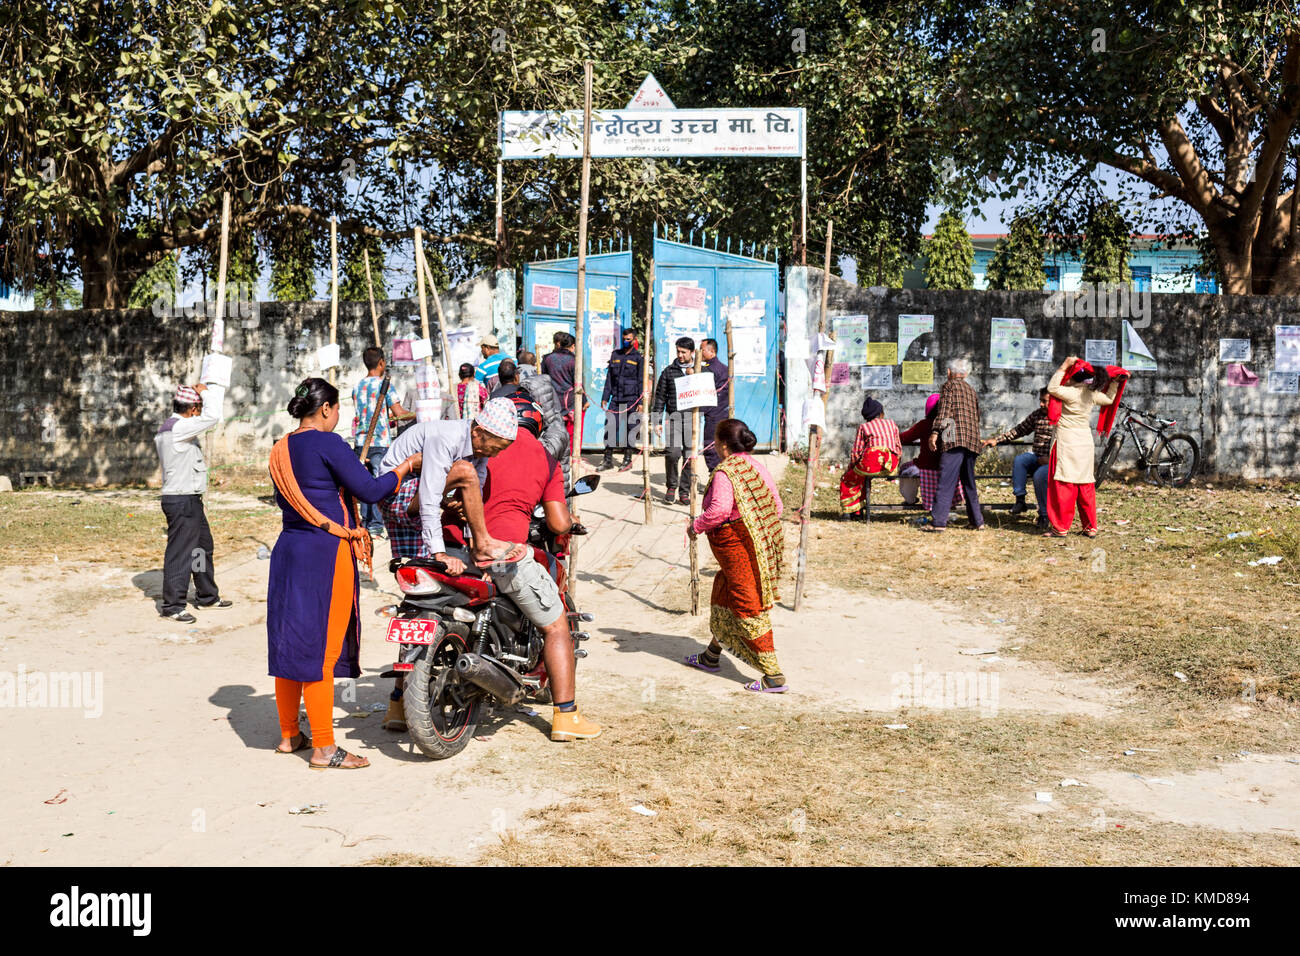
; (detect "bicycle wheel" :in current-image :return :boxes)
[1151,433,1199,487]
[1094,432,1122,489]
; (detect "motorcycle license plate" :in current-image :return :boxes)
[385,618,441,645]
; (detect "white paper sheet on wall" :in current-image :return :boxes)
[200,352,233,387]
[316,343,341,370]
[732,327,767,377]
[410,337,433,361]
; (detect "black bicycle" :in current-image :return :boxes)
[1094,401,1200,488]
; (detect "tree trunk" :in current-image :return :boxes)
[76,233,151,309]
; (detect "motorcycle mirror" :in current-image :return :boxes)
[568,475,601,497]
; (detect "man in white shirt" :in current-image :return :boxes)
[155,383,231,622]
[379,397,524,573]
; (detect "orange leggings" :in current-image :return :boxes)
[273,542,356,749]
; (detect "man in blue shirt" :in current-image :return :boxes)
[475,333,506,392]
[352,347,409,536]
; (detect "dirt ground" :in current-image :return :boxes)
[0,456,1297,866]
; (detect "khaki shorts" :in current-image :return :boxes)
[490,556,563,629]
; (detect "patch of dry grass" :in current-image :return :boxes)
[449,689,1298,867]
[780,462,1300,704]
[0,487,278,568]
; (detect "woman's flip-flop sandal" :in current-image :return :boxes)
[743,679,788,694]
[683,653,721,674]
[275,732,311,754]
[309,748,369,770]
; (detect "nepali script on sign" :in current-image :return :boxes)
[500,109,806,160]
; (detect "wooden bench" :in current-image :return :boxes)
[853,440,1033,523]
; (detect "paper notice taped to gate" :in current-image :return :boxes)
[531,283,561,309]
[588,288,617,314]
[732,326,766,376]
[674,372,717,410]
[409,337,433,361]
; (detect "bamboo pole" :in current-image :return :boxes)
[211,191,231,352]
[725,313,736,419]
[793,221,834,612]
[328,216,339,387]
[641,259,655,524]
[421,256,460,419]
[359,248,389,463]
[688,346,704,615]
[363,248,381,348]
[413,228,437,416]
[567,59,593,605]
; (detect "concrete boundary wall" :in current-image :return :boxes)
[0,271,514,486]
[784,269,1299,480]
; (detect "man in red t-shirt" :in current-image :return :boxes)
[442,429,601,742]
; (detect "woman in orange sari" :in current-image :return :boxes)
[267,378,420,769]
[683,418,788,692]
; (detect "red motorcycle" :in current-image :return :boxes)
[377,476,598,759]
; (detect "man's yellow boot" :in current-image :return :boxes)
[550,706,602,741]
[383,697,407,732]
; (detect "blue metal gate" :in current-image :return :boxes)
[521,238,633,450]
[652,224,781,449]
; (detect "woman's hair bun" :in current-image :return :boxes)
[286,377,339,420]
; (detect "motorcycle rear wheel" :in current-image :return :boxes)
[404,629,481,760]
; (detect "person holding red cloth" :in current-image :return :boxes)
[1043,355,1128,537]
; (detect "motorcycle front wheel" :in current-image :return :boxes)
[404,628,481,760]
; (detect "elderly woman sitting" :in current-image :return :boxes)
[839,396,902,519]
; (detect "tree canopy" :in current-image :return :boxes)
[935,1,1300,294]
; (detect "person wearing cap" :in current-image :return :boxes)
[475,333,505,392]
[379,397,526,574]
[154,380,231,622]
[439,399,602,742]
[600,326,644,472]
[699,338,731,472]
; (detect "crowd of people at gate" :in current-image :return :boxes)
[151,324,1127,770]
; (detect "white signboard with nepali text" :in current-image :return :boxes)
[674,373,718,410]
[500,108,806,160]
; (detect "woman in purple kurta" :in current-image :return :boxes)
[267,378,419,770]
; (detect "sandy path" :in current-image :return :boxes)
[0,462,1288,864]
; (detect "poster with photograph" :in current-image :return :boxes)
[1268,370,1299,394]
[861,366,892,390]
[534,320,570,360]
[391,337,415,364]
[1023,338,1054,363]
[897,314,935,361]
[989,317,1026,370]
[831,315,870,365]
[1085,339,1117,366]
[589,318,618,372]
[1218,338,1252,363]
[1275,326,1300,372]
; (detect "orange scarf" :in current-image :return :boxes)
[268,434,378,576]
